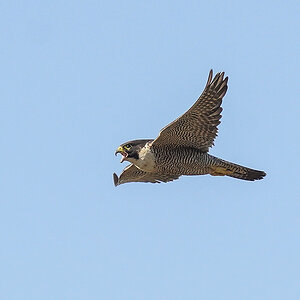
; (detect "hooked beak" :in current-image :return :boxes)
[115,146,123,156]
[115,146,128,163]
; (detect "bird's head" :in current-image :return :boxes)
[115,139,153,163]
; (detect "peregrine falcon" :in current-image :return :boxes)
[113,70,266,186]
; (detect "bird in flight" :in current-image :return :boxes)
[113,70,266,186]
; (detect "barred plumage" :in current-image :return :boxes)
[113,70,266,186]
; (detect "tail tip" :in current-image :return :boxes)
[248,170,266,181]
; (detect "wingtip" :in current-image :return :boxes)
[206,69,214,87]
[113,173,119,187]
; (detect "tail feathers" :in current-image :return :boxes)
[210,159,266,181]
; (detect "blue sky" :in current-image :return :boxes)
[1,1,299,299]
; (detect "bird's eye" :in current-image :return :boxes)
[124,144,131,150]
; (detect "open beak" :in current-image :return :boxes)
[115,146,128,163]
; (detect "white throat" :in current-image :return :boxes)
[128,142,155,172]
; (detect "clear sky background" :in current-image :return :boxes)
[1,1,299,299]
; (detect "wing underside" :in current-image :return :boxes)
[113,164,180,186]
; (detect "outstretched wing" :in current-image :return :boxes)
[113,164,180,186]
[153,70,228,152]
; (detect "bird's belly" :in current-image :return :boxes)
[155,148,210,175]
